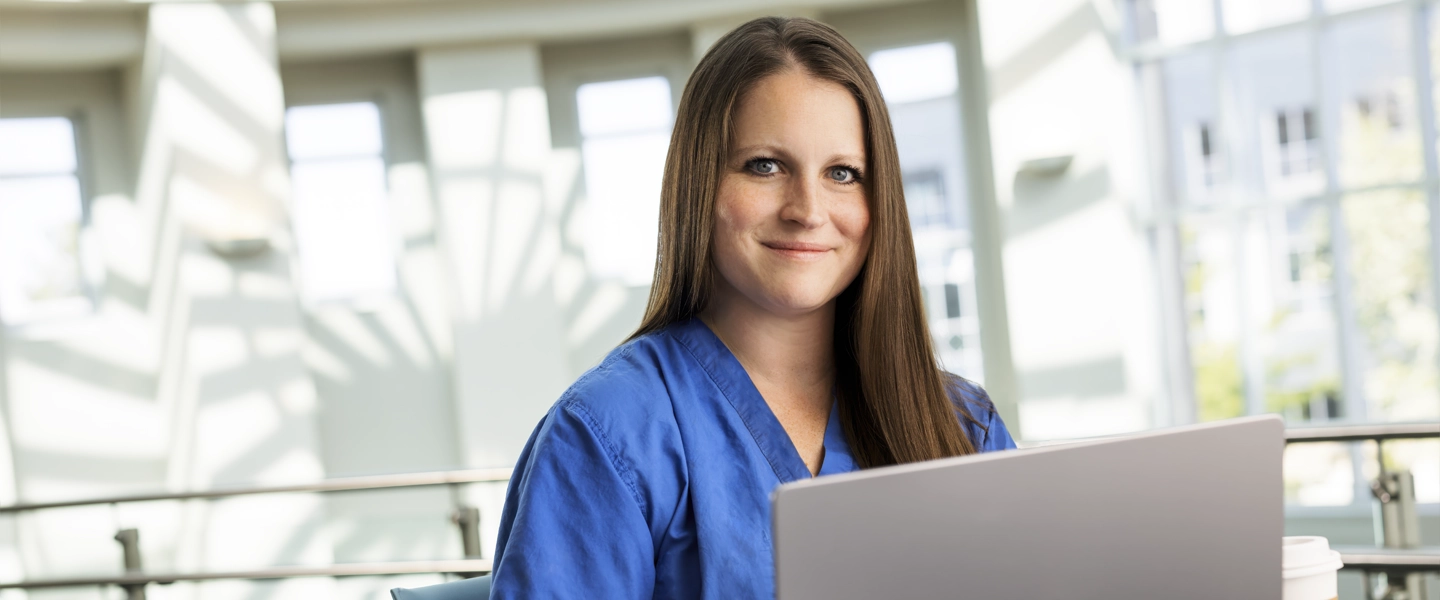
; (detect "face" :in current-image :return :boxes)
[710,69,871,319]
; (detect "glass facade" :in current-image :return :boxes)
[870,41,986,383]
[1127,0,1440,508]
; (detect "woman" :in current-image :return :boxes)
[489,16,1016,599]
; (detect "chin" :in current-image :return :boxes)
[757,284,837,317]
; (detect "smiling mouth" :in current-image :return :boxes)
[762,241,831,260]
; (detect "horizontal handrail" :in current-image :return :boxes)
[1027,421,1440,448]
[0,559,492,590]
[1336,546,1440,572]
[8,548,1431,589]
[0,468,512,514]
[4,547,1432,590]
[1284,422,1440,444]
[7,422,1433,513]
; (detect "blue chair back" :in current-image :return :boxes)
[390,574,490,600]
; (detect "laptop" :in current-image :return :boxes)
[772,415,1284,599]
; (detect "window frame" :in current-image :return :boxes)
[0,111,100,331]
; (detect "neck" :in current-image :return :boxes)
[699,282,836,404]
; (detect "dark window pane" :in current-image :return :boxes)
[903,169,948,228]
[944,283,961,319]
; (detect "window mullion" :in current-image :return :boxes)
[1308,0,1373,509]
[1132,51,1198,426]
[1411,0,1440,419]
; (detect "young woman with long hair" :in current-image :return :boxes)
[489,16,1015,598]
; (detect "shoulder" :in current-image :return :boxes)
[942,374,1017,452]
[530,327,691,520]
[551,327,687,453]
[943,374,997,422]
[559,328,679,417]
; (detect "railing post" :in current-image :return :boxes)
[114,528,145,600]
[452,506,483,578]
[1370,469,1427,599]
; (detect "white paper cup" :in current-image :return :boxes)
[1283,536,1343,600]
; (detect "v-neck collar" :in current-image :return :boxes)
[817,400,856,475]
[670,318,855,482]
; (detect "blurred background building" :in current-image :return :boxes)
[0,0,1435,597]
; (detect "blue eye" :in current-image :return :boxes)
[748,158,780,175]
[829,166,860,184]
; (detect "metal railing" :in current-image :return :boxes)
[0,468,512,598]
[0,468,512,514]
[1285,421,1440,600]
[1283,421,1440,444]
[0,421,1434,596]
[0,560,494,591]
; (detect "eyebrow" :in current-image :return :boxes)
[730,144,865,166]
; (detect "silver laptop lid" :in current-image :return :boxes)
[772,415,1284,599]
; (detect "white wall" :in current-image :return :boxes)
[975,0,1163,440]
[1,4,338,598]
[280,55,465,582]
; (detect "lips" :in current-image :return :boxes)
[762,240,831,259]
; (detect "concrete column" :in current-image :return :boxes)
[418,42,570,469]
[417,42,571,553]
[130,4,331,595]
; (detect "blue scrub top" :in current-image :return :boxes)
[490,318,1016,599]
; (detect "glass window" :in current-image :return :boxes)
[1223,0,1310,35]
[0,117,91,325]
[1128,0,1216,46]
[1341,189,1439,422]
[1162,51,1224,203]
[869,42,983,382]
[1257,202,1342,422]
[1284,442,1355,506]
[1183,202,1345,426]
[1432,6,1440,158]
[1132,0,1439,515]
[902,169,949,228]
[1181,217,1244,421]
[869,42,958,104]
[1326,0,1395,14]
[284,102,396,306]
[576,76,673,286]
[1327,8,1423,187]
[1230,29,1323,199]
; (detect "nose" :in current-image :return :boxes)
[778,175,825,230]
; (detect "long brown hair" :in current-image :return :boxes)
[631,16,978,467]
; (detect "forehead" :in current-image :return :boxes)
[730,70,866,154]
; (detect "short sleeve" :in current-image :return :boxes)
[490,401,655,599]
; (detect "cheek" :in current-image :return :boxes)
[834,196,871,255]
[713,178,769,241]
[710,180,753,275]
